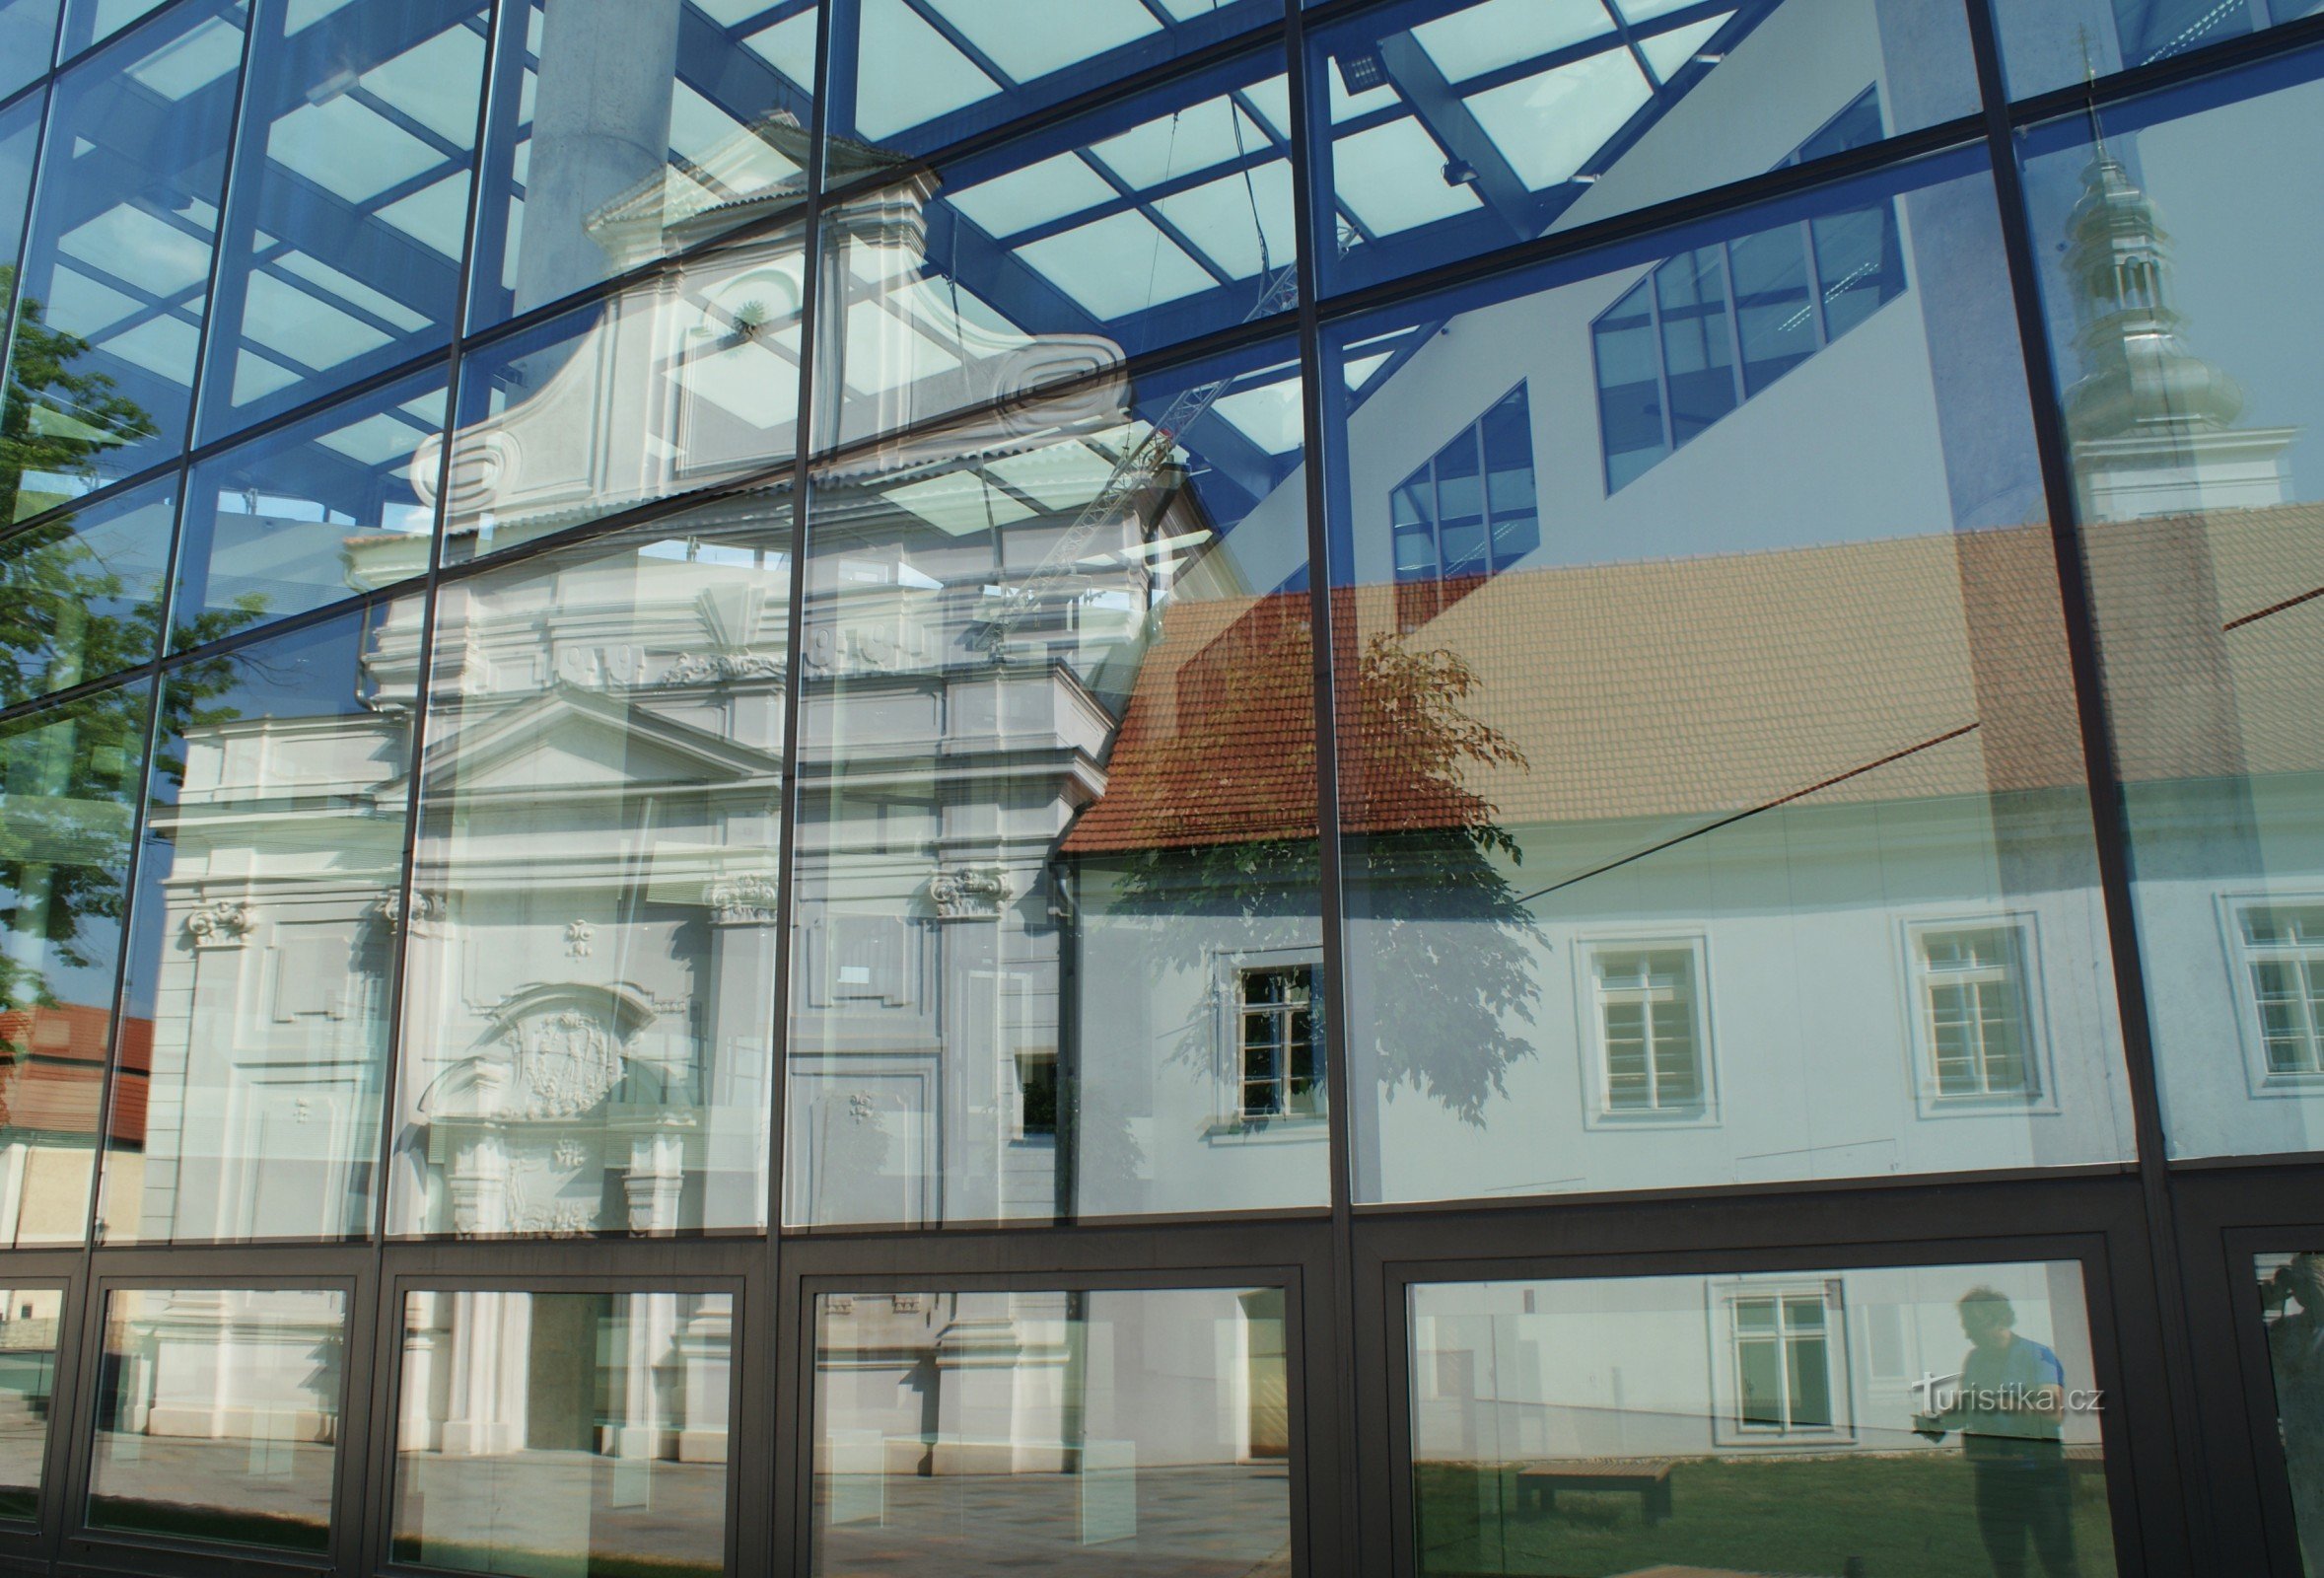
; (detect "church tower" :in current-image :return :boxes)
[2061,145,2295,522]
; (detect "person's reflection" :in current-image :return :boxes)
[1913,1287,2078,1577]
[2266,1254,2324,1570]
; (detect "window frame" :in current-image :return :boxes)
[1709,1274,1853,1447]
[2220,893,2324,1096]
[1229,954,1325,1130]
[1900,912,2056,1114]
[1576,933,1719,1127]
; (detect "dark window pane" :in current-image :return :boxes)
[1309,0,1977,295]
[194,0,488,443]
[1728,225,1817,394]
[0,474,173,709]
[1655,245,1738,445]
[0,1286,59,1521]
[54,0,165,61]
[0,682,149,1246]
[88,1287,344,1552]
[103,604,416,1244]
[814,1287,1293,1575]
[1,1,247,518]
[391,1289,733,1577]
[2260,1253,2324,1572]
[1812,203,1905,340]
[2018,52,2324,1158]
[1411,1263,2114,1575]
[1593,275,1665,491]
[175,368,445,641]
[787,341,1325,1228]
[467,0,819,331]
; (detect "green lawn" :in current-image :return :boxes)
[1415,1454,2116,1578]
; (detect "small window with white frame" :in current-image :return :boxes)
[1715,1279,1850,1444]
[1237,964,1321,1123]
[1907,918,2044,1105]
[1584,939,1712,1118]
[2230,899,2324,1084]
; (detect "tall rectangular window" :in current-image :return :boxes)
[1590,944,1709,1115]
[2238,903,2324,1080]
[1239,964,1320,1121]
[1728,1287,1838,1434]
[1915,923,2039,1101]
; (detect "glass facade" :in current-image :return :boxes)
[0,0,2311,1571]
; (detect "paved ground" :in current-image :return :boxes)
[812,1463,1295,1577]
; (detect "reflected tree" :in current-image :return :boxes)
[1090,589,1542,1144]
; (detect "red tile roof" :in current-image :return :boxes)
[0,1002,150,1147]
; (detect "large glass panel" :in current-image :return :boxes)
[0,682,149,1246]
[100,604,416,1245]
[1307,0,1980,294]
[1409,1260,2115,1576]
[2261,1253,2324,1572]
[465,0,819,332]
[1323,150,2137,1205]
[0,2,59,100]
[193,0,488,444]
[0,0,247,519]
[812,1286,1293,1575]
[2019,49,2324,1161]
[1996,0,2324,100]
[0,475,173,710]
[54,0,167,62]
[176,369,445,642]
[88,1286,344,1551]
[786,339,1322,1229]
[813,47,1297,455]
[822,0,1277,162]
[435,229,807,566]
[389,1289,734,1577]
[0,1286,60,1521]
[388,498,791,1237]
[0,88,43,318]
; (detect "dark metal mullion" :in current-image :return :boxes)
[1282,5,1359,1578]
[1959,0,2206,1568]
[460,0,534,330]
[765,2,837,1572]
[354,0,505,1566]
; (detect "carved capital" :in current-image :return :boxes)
[928,864,1011,921]
[707,872,782,926]
[184,899,255,949]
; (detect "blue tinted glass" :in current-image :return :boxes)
[0,474,174,708]
[53,0,162,62]
[466,0,820,332]
[2018,47,2324,1160]
[0,88,42,343]
[1307,0,1974,296]
[0,0,59,98]
[1,1,247,519]
[824,0,1276,163]
[195,0,489,444]
[817,46,1296,453]
[1997,0,2324,98]
[176,368,446,642]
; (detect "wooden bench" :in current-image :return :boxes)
[1515,1459,1676,1526]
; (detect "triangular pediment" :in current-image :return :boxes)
[387,685,782,800]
